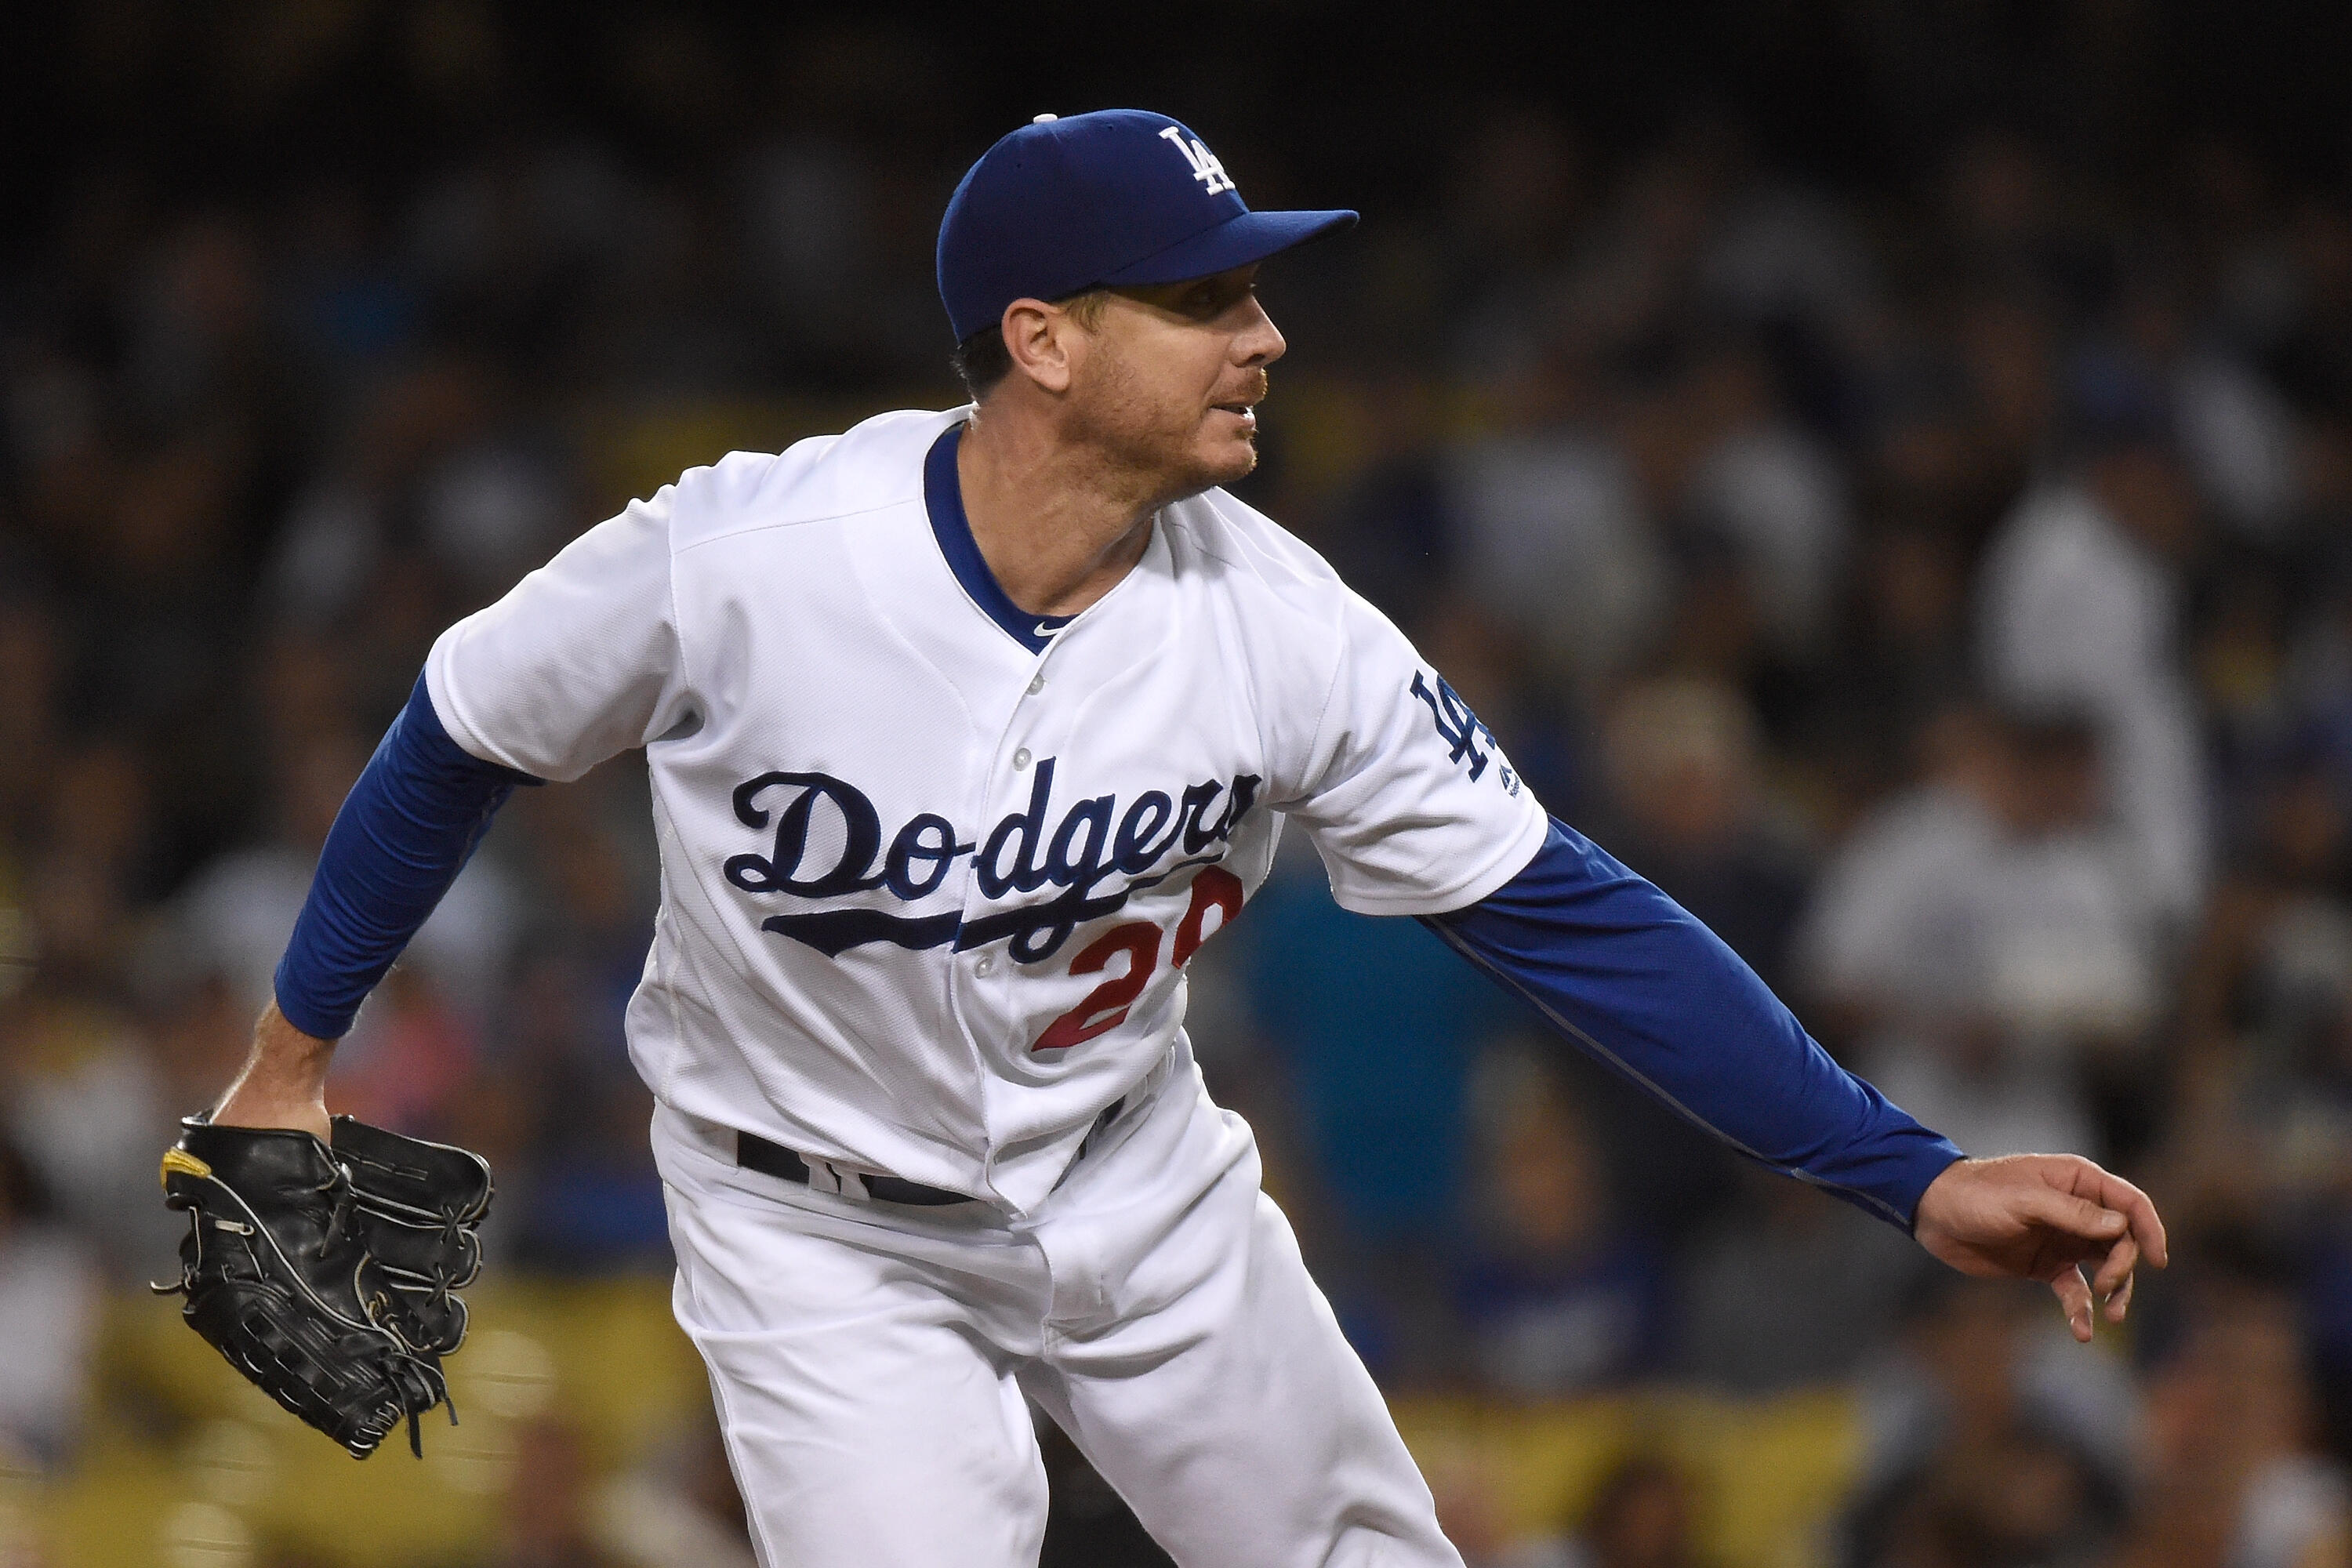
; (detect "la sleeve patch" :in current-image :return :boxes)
[1409,670,1519,796]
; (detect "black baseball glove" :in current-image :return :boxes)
[156,1113,493,1459]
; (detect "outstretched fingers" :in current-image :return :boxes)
[2048,1264,2097,1344]
[1913,1153,2169,1340]
[2089,1233,2140,1327]
[2024,1160,2156,1338]
[2086,1166,2169,1269]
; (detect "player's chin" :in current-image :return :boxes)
[1193,423,1259,485]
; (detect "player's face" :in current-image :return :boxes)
[1068,265,1286,502]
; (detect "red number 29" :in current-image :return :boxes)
[1030,866,1244,1053]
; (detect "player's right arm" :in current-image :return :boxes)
[212,672,541,1134]
[212,1004,339,1138]
[212,468,699,1131]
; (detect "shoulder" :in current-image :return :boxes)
[663,407,967,554]
[1154,488,1381,762]
[1159,486,1354,630]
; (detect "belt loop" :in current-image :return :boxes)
[810,1160,866,1200]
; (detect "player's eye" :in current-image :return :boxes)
[1188,281,1250,319]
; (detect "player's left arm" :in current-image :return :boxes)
[1423,818,2166,1341]
[1269,579,2163,1338]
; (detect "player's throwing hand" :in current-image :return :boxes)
[1911,1152,2169,1342]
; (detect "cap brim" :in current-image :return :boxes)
[1098,208,1358,289]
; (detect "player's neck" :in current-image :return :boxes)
[956,408,1160,620]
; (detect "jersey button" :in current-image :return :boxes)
[975,956,996,977]
[1026,674,1045,696]
[1012,747,1032,770]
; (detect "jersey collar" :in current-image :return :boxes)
[924,423,1073,655]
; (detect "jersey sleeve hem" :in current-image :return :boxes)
[422,637,519,775]
[1323,797,1549,919]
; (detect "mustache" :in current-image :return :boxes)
[1217,368,1270,406]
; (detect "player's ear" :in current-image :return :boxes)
[1002,299,1077,395]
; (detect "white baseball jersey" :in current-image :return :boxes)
[426,405,1544,1213]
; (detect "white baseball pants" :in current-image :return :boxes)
[651,1044,1464,1568]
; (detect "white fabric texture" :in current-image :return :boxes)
[655,1047,1463,1568]
[426,405,1543,1214]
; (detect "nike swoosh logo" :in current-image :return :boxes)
[1034,622,1057,639]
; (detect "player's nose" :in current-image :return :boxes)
[1234,297,1285,368]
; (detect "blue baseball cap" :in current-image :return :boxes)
[936,109,1358,344]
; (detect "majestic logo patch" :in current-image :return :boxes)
[724,759,1260,965]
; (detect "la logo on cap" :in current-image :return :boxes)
[934,107,1354,344]
[1159,125,1236,197]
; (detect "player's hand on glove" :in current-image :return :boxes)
[1912,1152,2167,1343]
[156,1112,493,1458]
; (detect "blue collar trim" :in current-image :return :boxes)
[924,423,1070,655]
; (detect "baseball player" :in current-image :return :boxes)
[205,111,2167,1566]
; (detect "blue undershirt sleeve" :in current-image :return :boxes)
[271,674,542,1040]
[1421,816,1964,1232]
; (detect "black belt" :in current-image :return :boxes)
[736,1132,973,1207]
[735,1098,1125,1209]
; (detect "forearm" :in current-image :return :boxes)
[270,673,537,1041]
[212,675,535,1130]
[1424,817,1963,1230]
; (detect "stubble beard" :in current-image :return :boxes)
[1068,347,1259,511]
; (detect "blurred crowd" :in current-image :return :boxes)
[4,7,2352,1566]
